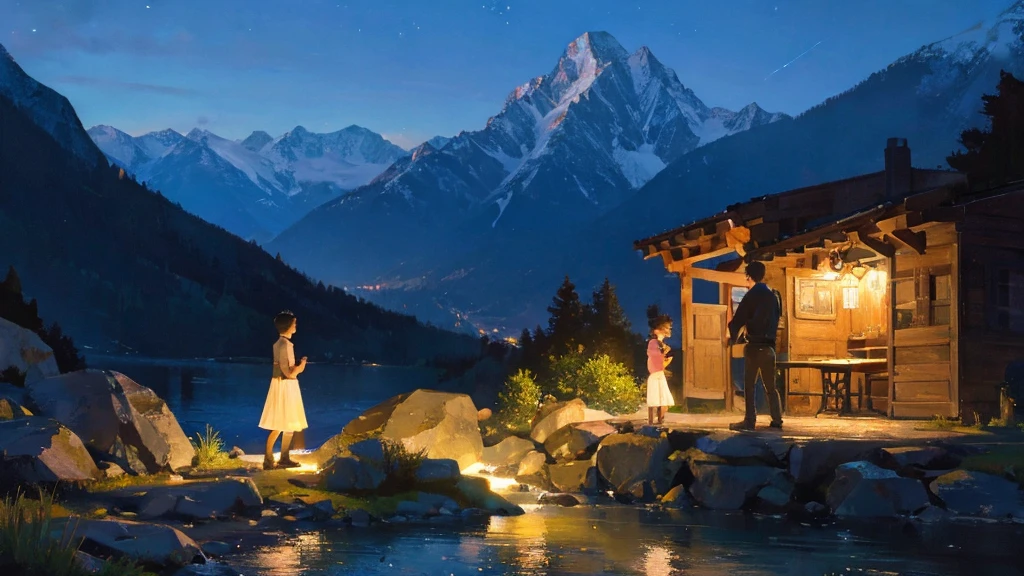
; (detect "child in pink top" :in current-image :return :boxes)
[647,313,675,425]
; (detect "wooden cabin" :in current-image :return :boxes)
[634,139,1024,423]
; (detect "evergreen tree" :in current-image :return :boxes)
[1,266,22,295]
[585,278,635,366]
[546,276,586,354]
[947,70,1024,186]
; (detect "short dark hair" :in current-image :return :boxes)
[746,261,767,283]
[274,311,296,334]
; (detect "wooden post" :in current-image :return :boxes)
[951,240,961,419]
[681,273,693,403]
[887,253,897,418]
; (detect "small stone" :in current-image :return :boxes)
[261,509,279,517]
[168,474,184,484]
[229,446,245,459]
[347,509,371,526]
[538,493,580,507]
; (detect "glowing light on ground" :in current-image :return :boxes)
[461,463,519,492]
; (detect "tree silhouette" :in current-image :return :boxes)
[546,276,586,354]
[947,70,1024,187]
[584,278,635,366]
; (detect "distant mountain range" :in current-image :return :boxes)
[274,6,1024,335]
[87,123,410,241]
[267,31,787,328]
[0,42,477,362]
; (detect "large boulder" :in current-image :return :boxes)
[73,518,203,567]
[695,433,791,464]
[826,461,930,518]
[26,370,193,473]
[0,416,100,484]
[110,372,195,471]
[514,450,552,490]
[132,478,262,521]
[343,390,483,469]
[544,421,616,462]
[789,440,885,486]
[0,317,59,385]
[456,477,525,515]
[548,460,597,493]
[596,433,673,497]
[321,456,385,493]
[415,458,461,484]
[481,436,536,467]
[689,463,784,510]
[530,399,586,444]
[931,470,1024,519]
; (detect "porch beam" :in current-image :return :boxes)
[671,264,749,286]
[852,228,896,258]
[890,228,927,255]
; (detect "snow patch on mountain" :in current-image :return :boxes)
[612,141,667,188]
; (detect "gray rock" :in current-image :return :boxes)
[804,501,828,516]
[881,446,956,469]
[346,509,372,526]
[689,463,784,510]
[538,492,582,507]
[456,476,525,515]
[544,421,616,462]
[596,433,673,496]
[348,438,386,464]
[322,456,385,493]
[931,470,1024,519]
[74,518,203,567]
[417,492,460,512]
[660,485,692,508]
[135,478,263,520]
[395,500,435,517]
[415,458,461,483]
[27,369,194,474]
[172,561,243,576]
[529,399,586,444]
[914,505,952,524]
[342,390,484,469]
[0,317,59,385]
[0,416,100,483]
[514,450,552,490]
[789,440,884,486]
[826,461,930,518]
[548,460,595,493]
[695,432,791,464]
[481,436,536,467]
[0,395,32,421]
[228,447,244,459]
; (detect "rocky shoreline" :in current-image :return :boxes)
[1,345,1024,574]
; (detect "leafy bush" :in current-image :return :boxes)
[0,490,153,576]
[553,354,643,415]
[379,440,426,494]
[496,369,541,433]
[190,424,228,468]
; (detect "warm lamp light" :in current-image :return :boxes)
[851,264,868,279]
[841,273,859,309]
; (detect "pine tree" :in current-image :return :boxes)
[585,278,635,366]
[1,266,22,295]
[947,70,1024,187]
[276,252,283,262]
[546,276,586,354]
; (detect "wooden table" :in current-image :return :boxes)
[778,358,888,415]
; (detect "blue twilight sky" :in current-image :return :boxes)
[0,0,1013,149]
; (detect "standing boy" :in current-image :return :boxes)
[727,261,783,431]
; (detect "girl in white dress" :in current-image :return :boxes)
[259,310,308,470]
[647,314,675,425]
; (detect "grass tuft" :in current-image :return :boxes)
[190,424,231,469]
[379,440,427,495]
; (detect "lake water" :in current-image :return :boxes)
[226,504,1023,576]
[89,356,455,453]
[89,358,1024,576]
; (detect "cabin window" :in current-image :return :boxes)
[992,269,1024,333]
[929,274,951,326]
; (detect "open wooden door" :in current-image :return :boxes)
[685,303,730,400]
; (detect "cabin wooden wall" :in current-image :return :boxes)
[889,222,959,418]
[784,266,847,414]
[957,191,1024,424]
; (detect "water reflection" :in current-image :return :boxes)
[231,505,1024,576]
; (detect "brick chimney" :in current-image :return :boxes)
[884,137,912,200]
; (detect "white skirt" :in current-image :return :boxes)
[259,378,308,432]
[647,371,675,407]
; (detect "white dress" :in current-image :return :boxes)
[646,338,675,407]
[258,337,308,432]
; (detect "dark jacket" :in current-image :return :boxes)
[729,282,781,347]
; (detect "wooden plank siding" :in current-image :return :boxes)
[889,223,959,418]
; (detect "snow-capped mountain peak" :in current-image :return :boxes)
[87,124,149,168]
[241,130,273,152]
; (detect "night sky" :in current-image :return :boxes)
[1,0,1012,149]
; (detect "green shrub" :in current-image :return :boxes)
[0,490,153,576]
[380,440,426,494]
[190,424,228,468]
[496,369,541,433]
[553,354,643,416]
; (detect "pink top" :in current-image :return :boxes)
[647,339,665,374]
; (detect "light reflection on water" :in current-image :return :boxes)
[229,506,1024,576]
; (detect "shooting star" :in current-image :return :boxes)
[764,40,824,81]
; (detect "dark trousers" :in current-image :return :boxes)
[743,344,783,424]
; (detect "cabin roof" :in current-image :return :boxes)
[633,168,969,262]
